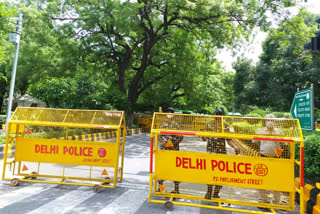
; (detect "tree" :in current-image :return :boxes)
[0,2,16,113]
[232,57,256,113]
[254,9,319,111]
[43,0,294,126]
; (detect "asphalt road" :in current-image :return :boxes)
[0,133,302,214]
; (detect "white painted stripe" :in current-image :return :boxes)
[97,189,148,214]
[27,186,95,214]
[0,183,57,208]
[117,182,149,191]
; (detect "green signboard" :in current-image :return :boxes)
[290,88,314,131]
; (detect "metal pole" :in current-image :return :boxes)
[4,13,23,135]
[311,83,314,131]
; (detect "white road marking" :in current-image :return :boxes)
[0,183,57,208]
[97,189,148,214]
[26,186,96,214]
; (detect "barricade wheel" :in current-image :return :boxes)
[164,201,173,211]
[93,185,102,193]
[10,178,20,187]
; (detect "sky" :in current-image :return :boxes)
[216,0,320,71]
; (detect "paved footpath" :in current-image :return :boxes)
[0,133,302,214]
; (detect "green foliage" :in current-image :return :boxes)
[232,122,263,134]
[24,128,87,139]
[259,10,318,110]
[233,57,256,111]
[246,107,267,117]
[301,131,320,178]
[0,135,5,144]
[27,77,76,108]
[200,106,215,115]
[1,0,296,127]
[0,115,6,124]
[315,108,320,123]
[270,112,291,118]
[0,2,15,64]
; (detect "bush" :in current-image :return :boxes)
[295,131,320,181]
[315,108,320,123]
[246,107,266,117]
[270,112,291,118]
[245,113,262,118]
[0,115,6,124]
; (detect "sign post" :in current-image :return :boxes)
[5,13,23,135]
[290,85,314,131]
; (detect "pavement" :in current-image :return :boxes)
[0,133,303,214]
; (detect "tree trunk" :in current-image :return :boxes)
[127,107,135,129]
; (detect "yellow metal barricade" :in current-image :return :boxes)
[137,113,153,132]
[148,113,305,213]
[2,107,126,192]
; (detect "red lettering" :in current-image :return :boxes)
[69,146,74,155]
[226,162,233,173]
[82,147,87,156]
[63,146,68,155]
[35,144,40,153]
[189,158,195,169]
[237,163,244,174]
[211,160,218,171]
[204,159,206,170]
[196,159,202,170]
[50,145,57,154]
[88,147,93,157]
[245,163,252,175]
[176,157,182,167]
[182,158,188,169]
[41,145,47,153]
[218,161,225,171]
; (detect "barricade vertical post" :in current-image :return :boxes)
[300,141,304,214]
[148,136,154,202]
[118,117,126,183]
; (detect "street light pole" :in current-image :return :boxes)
[5,13,23,135]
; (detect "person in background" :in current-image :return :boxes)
[158,107,183,194]
[204,108,240,200]
[252,114,286,206]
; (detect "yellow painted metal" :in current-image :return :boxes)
[149,112,304,213]
[15,137,117,167]
[156,150,293,191]
[137,113,153,132]
[152,113,303,142]
[2,107,126,191]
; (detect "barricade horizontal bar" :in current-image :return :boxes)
[17,173,113,182]
[149,198,277,213]
[10,121,120,129]
[159,131,196,135]
[4,178,115,189]
[253,137,294,142]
